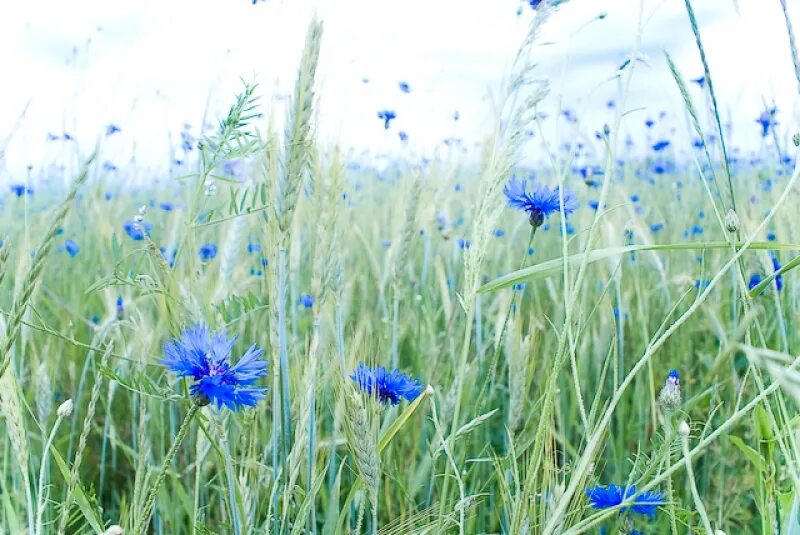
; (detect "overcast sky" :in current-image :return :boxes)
[1,0,798,180]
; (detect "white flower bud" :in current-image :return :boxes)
[678,421,690,437]
[724,209,739,233]
[57,399,73,418]
[104,525,124,535]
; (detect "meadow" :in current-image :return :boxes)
[2,2,800,534]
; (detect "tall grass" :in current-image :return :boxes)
[1,4,800,534]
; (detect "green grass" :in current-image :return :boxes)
[2,3,800,534]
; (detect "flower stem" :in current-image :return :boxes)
[134,403,199,535]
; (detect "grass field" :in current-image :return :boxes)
[2,2,800,534]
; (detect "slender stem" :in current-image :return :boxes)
[35,414,65,535]
[215,415,242,535]
[135,403,199,535]
[682,429,714,534]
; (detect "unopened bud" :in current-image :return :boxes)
[724,209,739,233]
[104,525,124,535]
[678,420,690,437]
[57,399,73,418]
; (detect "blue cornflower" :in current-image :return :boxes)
[756,107,777,138]
[161,324,267,410]
[771,255,783,291]
[350,363,424,405]
[10,184,32,197]
[650,223,664,233]
[377,110,397,129]
[116,296,124,320]
[123,220,152,241]
[493,229,505,237]
[749,273,763,290]
[106,124,121,135]
[300,294,314,309]
[399,131,408,142]
[398,81,411,93]
[586,485,665,517]
[457,239,471,250]
[247,242,261,254]
[644,118,655,128]
[103,161,117,172]
[159,202,175,212]
[61,239,80,258]
[652,140,670,152]
[503,177,578,228]
[199,243,217,261]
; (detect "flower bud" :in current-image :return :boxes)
[57,399,73,418]
[658,369,681,414]
[724,209,739,233]
[104,525,124,535]
[678,420,690,437]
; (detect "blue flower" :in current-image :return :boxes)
[199,243,217,261]
[377,110,397,129]
[116,296,124,320]
[300,294,314,309]
[159,202,175,212]
[247,242,261,254]
[106,124,121,135]
[399,131,408,142]
[771,254,784,291]
[503,177,578,227]
[350,363,424,405]
[123,220,152,241]
[652,140,670,152]
[61,239,80,258]
[161,324,267,410]
[103,161,117,172]
[10,184,32,197]
[748,273,763,290]
[756,107,777,137]
[586,485,665,517]
[398,81,411,93]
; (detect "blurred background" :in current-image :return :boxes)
[1,0,797,177]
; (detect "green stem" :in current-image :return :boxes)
[135,403,199,535]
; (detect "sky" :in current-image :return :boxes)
[0,0,798,181]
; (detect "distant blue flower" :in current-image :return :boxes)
[261,257,269,267]
[300,294,314,309]
[457,239,471,250]
[748,273,763,290]
[61,239,80,258]
[161,324,267,410]
[398,131,408,142]
[691,225,703,235]
[47,133,60,141]
[398,81,411,93]
[106,124,121,135]
[116,296,124,320]
[756,107,777,138]
[504,177,578,227]
[10,184,32,197]
[350,363,424,405]
[513,283,526,291]
[652,140,670,152]
[103,161,118,172]
[588,200,599,210]
[644,118,655,128]
[199,243,217,261]
[691,76,705,87]
[377,110,397,129]
[123,220,152,241]
[247,242,261,254]
[771,254,784,291]
[159,202,175,212]
[586,485,665,517]
[160,247,177,268]
[493,229,505,237]
[55,228,64,235]
[767,232,776,242]
[650,223,664,233]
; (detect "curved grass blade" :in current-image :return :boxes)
[479,242,800,293]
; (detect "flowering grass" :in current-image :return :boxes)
[2,3,800,535]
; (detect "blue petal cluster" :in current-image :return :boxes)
[586,484,665,517]
[123,220,152,241]
[199,243,218,261]
[350,363,424,405]
[504,177,578,227]
[161,324,267,410]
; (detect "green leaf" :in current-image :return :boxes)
[479,241,800,293]
[729,435,764,471]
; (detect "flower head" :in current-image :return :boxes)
[504,177,578,227]
[300,294,314,309]
[199,243,218,261]
[123,220,152,241]
[658,369,681,413]
[61,239,80,258]
[377,110,397,129]
[10,184,32,197]
[350,363,424,405]
[161,324,267,410]
[585,484,665,517]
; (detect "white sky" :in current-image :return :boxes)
[0,0,798,180]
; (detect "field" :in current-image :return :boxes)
[2,2,800,534]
